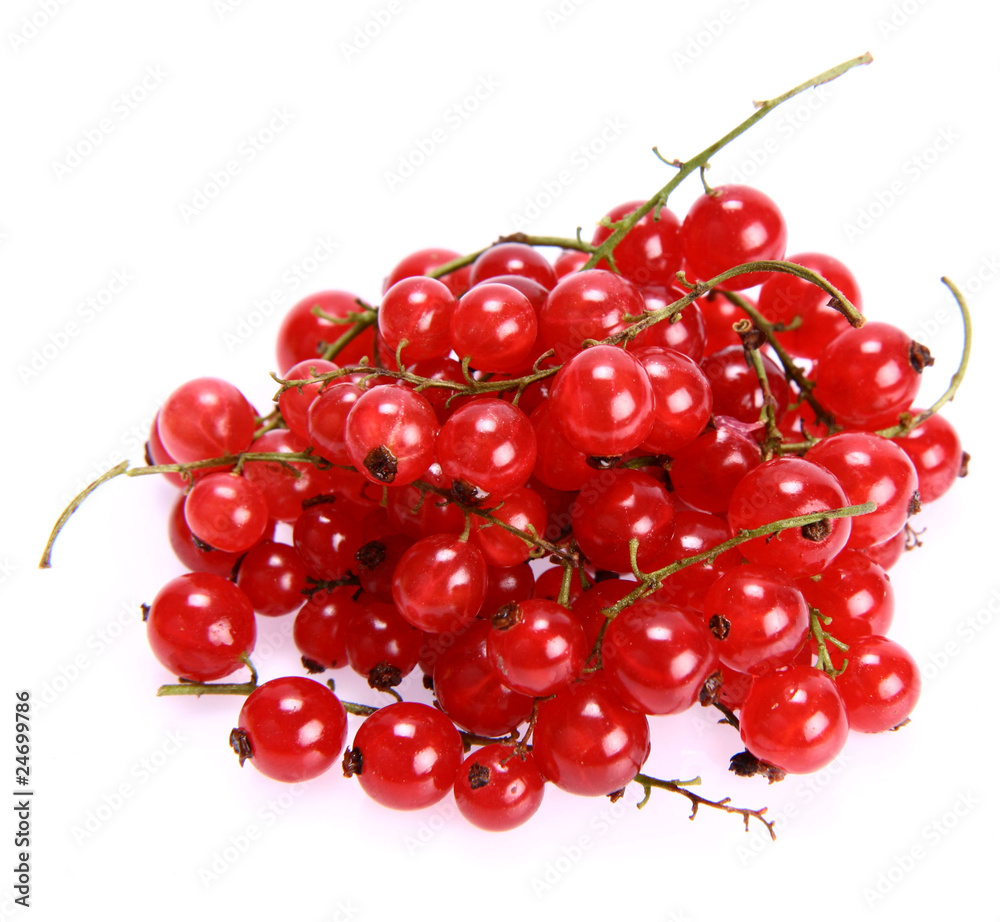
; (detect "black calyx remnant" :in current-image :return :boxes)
[229,728,253,767]
[586,456,620,471]
[909,340,935,373]
[301,656,326,675]
[342,747,363,778]
[491,602,522,631]
[364,446,398,484]
[451,479,489,506]
[468,762,490,790]
[801,517,833,542]
[699,670,723,707]
[907,490,922,517]
[708,613,731,641]
[356,540,387,570]
[368,661,403,692]
[729,750,786,784]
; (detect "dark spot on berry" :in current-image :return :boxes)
[586,455,620,470]
[422,673,434,691]
[593,570,619,583]
[492,602,522,631]
[190,533,216,553]
[342,747,363,777]
[907,490,922,517]
[709,614,731,641]
[729,749,785,784]
[229,728,253,767]
[699,670,723,707]
[909,340,935,373]
[468,762,490,790]
[301,656,326,675]
[608,788,626,803]
[302,493,338,509]
[364,445,398,483]
[356,539,386,570]
[368,661,403,691]
[801,518,833,542]
[960,451,970,478]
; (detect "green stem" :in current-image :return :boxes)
[876,276,972,437]
[581,53,872,273]
[428,233,594,281]
[156,653,258,697]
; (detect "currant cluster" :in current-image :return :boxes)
[42,55,970,837]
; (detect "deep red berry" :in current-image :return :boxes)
[454,745,546,832]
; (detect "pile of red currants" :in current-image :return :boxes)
[126,176,970,835]
[41,57,970,836]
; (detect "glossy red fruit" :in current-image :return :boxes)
[892,411,965,503]
[235,540,309,616]
[436,399,536,503]
[529,401,594,491]
[146,573,256,681]
[632,346,713,454]
[795,549,894,642]
[344,599,424,681]
[701,344,789,425]
[602,601,719,715]
[548,345,655,459]
[392,535,488,634]
[539,269,641,362]
[470,486,547,567]
[835,635,921,733]
[740,665,849,774]
[233,677,347,782]
[487,599,587,697]
[590,200,683,288]
[682,184,787,290]
[167,494,244,577]
[531,673,650,796]
[147,411,187,488]
[703,564,810,675]
[468,242,558,290]
[571,469,676,574]
[292,586,359,671]
[812,321,929,430]
[453,744,546,832]
[242,429,341,522]
[450,282,538,373]
[183,472,270,554]
[757,252,863,360]
[378,276,457,362]
[347,702,463,810]
[276,290,375,370]
[292,500,365,581]
[157,377,256,464]
[727,457,852,577]
[344,385,439,487]
[382,247,470,298]
[432,620,534,737]
[628,285,707,363]
[668,423,761,515]
[806,432,919,549]
[277,358,339,440]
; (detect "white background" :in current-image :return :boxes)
[2,1,998,920]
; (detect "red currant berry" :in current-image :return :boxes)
[795,549,894,642]
[378,276,457,362]
[293,586,359,671]
[347,702,463,810]
[701,344,789,425]
[157,377,256,465]
[892,411,965,503]
[450,282,538,373]
[235,540,309,616]
[345,599,424,682]
[682,185,787,290]
[468,242,558,290]
[632,346,713,454]
[668,422,761,515]
[292,499,365,581]
[740,665,849,774]
[531,673,651,796]
[233,677,347,782]
[146,573,256,681]
[383,247,470,298]
[454,745,546,832]
[628,285,707,363]
[277,359,339,440]
[590,200,683,288]
[167,494,244,577]
[276,290,375,370]
[836,635,921,733]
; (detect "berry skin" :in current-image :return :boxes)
[454,744,546,832]
[276,290,375,369]
[682,184,787,290]
[835,635,921,733]
[590,200,683,288]
[740,665,849,774]
[183,472,270,554]
[157,377,256,465]
[892,411,965,503]
[347,702,464,811]
[235,540,309,616]
[233,677,347,782]
[531,673,651,796]
[146,573,256,682]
